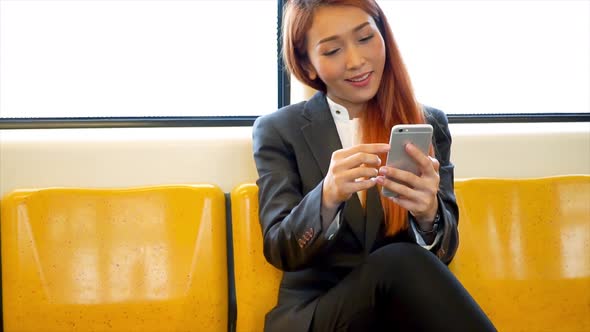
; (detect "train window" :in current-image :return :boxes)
[0,0,277,118]
[377,0,589,116]
[1,0,587,127]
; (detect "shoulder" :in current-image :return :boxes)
[422,105,449,129]
[254,92,329,131]
[422,105,453,151]
[252,100,313,149]
[254,100,308,131]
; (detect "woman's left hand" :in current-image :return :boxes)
[375,143,440,230]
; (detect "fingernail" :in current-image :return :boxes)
[379,167,387,175]
[376,176,385,184]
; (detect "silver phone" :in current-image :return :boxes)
[382,124,433,198]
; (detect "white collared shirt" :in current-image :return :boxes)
[323,97,442,249]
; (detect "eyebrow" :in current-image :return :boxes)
[316,22,372,46]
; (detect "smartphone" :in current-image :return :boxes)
[381,124,433,198]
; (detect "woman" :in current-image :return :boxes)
[252,0,496,331]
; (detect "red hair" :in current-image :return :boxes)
[282,0,427,236]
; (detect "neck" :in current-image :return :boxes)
[326,94,366,119]
[347,104,365,119]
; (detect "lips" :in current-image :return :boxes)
[345,71,373,87]
[347,72,371,82]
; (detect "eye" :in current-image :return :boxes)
[359,34,374,42]
[322,48,340,56]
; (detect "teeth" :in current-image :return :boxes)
[349,73,370,82]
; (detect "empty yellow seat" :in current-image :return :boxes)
[450,176,590,332]
[1,185,228,332]
[230,184,282,332]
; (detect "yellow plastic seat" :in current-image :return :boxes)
[230,184,282,332]
[450,176,590,332]
[1,185,228,332]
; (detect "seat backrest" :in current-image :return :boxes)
[1,185,228,332]
[230,184,282,332]
[450,175,590,332]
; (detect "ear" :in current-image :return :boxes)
[307,68,317,81]
[304,62,318,81]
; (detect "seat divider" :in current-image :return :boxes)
[225,192,237,332]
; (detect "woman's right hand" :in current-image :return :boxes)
[322,143,390,211]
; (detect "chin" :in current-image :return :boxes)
[350,85,379,101]
[352,90,379,104]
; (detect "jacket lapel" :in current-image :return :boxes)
[301,92,366,247]
[300,92,341,179]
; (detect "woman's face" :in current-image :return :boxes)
[305,5,386,115]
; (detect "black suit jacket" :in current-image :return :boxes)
[252,92,459,332]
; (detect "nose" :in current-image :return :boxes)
[346,45,365,71]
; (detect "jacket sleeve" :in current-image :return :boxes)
[252,115,341,271]
[426,107,460,264]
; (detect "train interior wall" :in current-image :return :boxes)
[1,122,589,196]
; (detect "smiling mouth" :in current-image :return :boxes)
[346,72,372,82]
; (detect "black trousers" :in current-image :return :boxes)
[311,243,496,332]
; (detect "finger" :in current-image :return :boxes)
[349,178,379,192]
[381,180,433,215]
[351,143,390,154]
[335,143,389,159]
[335,177,377,196]
[429,156,440,173]
[388,195,420,212]
[376,175,419,200]
[341,166,380,183]
[380,165,440,197]
[378,165,420,188]
[405,143,436,175]
[334,152,382,172]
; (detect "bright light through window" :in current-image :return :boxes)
[0,0,277,118]
[378,0,589,114]
[1,1,587,119]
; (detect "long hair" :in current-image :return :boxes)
[282,0,427,236]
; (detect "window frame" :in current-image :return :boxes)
[0,113,588,130]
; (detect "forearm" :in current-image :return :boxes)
[259,179,338,271]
